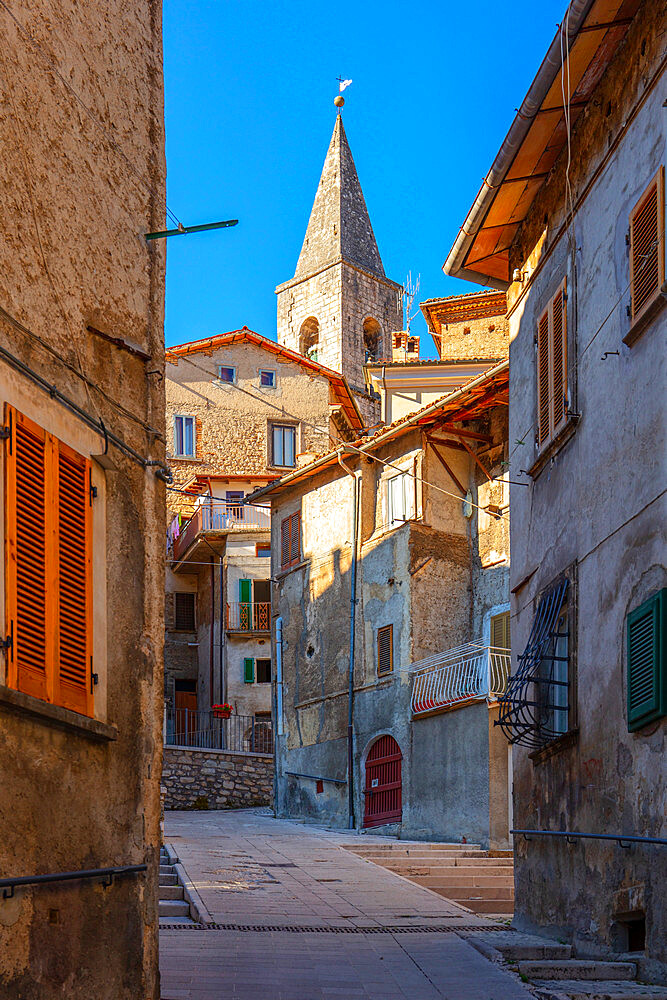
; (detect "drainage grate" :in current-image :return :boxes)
[262,863,298,868]
[160,922,506,934]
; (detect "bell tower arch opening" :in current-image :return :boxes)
[363,317,381,363]
[299,317,319,361]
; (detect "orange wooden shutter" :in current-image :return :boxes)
[55,441,93,716]
[289,512,300,565]
[536,308,550,447]
[5,407,52,701]
[630,166,665,323]
[281,516,290,567]
[551,281,567,433]
[377,625,393,676]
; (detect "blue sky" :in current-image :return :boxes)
[163,0,565,358]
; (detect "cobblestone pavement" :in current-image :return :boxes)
[160,808,533,1000]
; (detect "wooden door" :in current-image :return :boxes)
[364,735,402,828]
[175,684,197,745]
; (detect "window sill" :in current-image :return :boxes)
[527,415,580,480]
[623,292,666,348]
[0,685,117,742]
[529,728,578,764]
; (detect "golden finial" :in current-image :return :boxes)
[335,77,352,111]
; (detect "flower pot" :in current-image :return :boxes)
[213,708,231,720]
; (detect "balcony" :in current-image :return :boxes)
[226,602,271,633]
[411,640,510,717]
[164,708,273,754]
[173,503,270,564]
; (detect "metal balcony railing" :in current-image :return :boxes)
[226,602,271,632]
[411,640,510,717]
[164,708,274,755]
[173,503,271,561]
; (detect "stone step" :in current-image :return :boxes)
[407,873,514,888]
[159,873,178,886]
[158,899,190,918]
[378,857,514,869]
[531,983,667,999]
[423,883,514,901]
[442,894,514,915]
[471,931,572,962]
[353,843,483,852]
[159,865,175,875]
[159,885,185,900]
[520,961,637,982]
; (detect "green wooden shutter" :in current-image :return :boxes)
[627,588,665,732]
[239,579,251,631]
[244,657,255,684]
[239,579,251,603]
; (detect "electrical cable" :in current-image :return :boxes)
[0,0,183,230]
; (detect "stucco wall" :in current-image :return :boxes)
[507,5,666,977]
[162,748,273,810]
[0,3,165,996]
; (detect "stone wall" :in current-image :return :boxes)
[163,748,274,810]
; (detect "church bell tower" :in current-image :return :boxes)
[276,106,403,407]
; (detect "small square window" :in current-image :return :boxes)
[259,370,276,388]
[256,659,272,683]
[217,366,236,384]
[272,424,296,467]
[256,542,271,558]
[173,592,196,631]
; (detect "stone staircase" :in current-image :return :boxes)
[346,842,514,916]
[466,930,667,999]
[159,846,194,924]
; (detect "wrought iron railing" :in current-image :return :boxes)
[226,602,271,632]
[164,708,273,754]
[173,504,271,561]
[0,865,147,900]
[411,641,510,716]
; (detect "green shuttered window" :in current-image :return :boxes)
[627,588,666,732]
[244,657,255,684]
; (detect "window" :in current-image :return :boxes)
[386,471,414,527]
[490,611,511,650]
[536,279,567,450]
[174,415,195,457]
[217,365,236,384]
[226,490,244,520]
[627,588,666,732]
[256,659,272,683]
[363,317,381,362]
[4,406,93,717]
[377,625,393,676]
[299,317,319,359]
[243,657,255,683]
[173,593,196,631]
[280,511,301,569]
[259,369,276,388]
[272,424,296,467]
[255,542,271,558]
[628,167,665,333]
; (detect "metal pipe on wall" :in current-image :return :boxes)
[337,452,360,831]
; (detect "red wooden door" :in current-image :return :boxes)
[364,735,402,828]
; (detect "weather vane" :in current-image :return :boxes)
[334,77,352,111]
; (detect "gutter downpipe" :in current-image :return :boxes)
[338,449,359,830]
[443,0,595,286]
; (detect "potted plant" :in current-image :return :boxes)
[212,702,233,720]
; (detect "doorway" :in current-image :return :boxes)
[363,735,402,828]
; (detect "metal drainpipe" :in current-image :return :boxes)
[209,560,215,707]
[219,555,225,705]
[337,450,359,830]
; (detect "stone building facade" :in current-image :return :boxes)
[0,3,165,997]
[445,0,666,981]
[276,114,403,424]
[249,363,512,848]
[164,329,363,720]
[420,290,508,361]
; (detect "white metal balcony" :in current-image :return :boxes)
[410,640,510,717]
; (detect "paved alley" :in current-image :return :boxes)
[159,808,534,1000]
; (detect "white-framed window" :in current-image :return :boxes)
[217,365,236,384]
[259,369,276,389]
[271,424,296,467]
[173,415,195,457]
[386,470,414,527]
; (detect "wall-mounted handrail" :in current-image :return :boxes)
[511,829,667,848]
[0,864,147,899]
[285,771,347,785]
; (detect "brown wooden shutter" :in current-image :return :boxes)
[536,308,550,447]
[490,611,510,650]
[5,407,51,701]
[55,441,93,716]
[289,511,300,565]
[377,625,393,676]
[551,281,567,433]
[630,167,665,323]
[195,416,203,459]
[281,516,290,568]
[174,592,196,631]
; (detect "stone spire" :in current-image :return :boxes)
[294,115,386,280]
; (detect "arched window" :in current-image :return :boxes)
[363,317,381,362]
[299,317,319,360]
